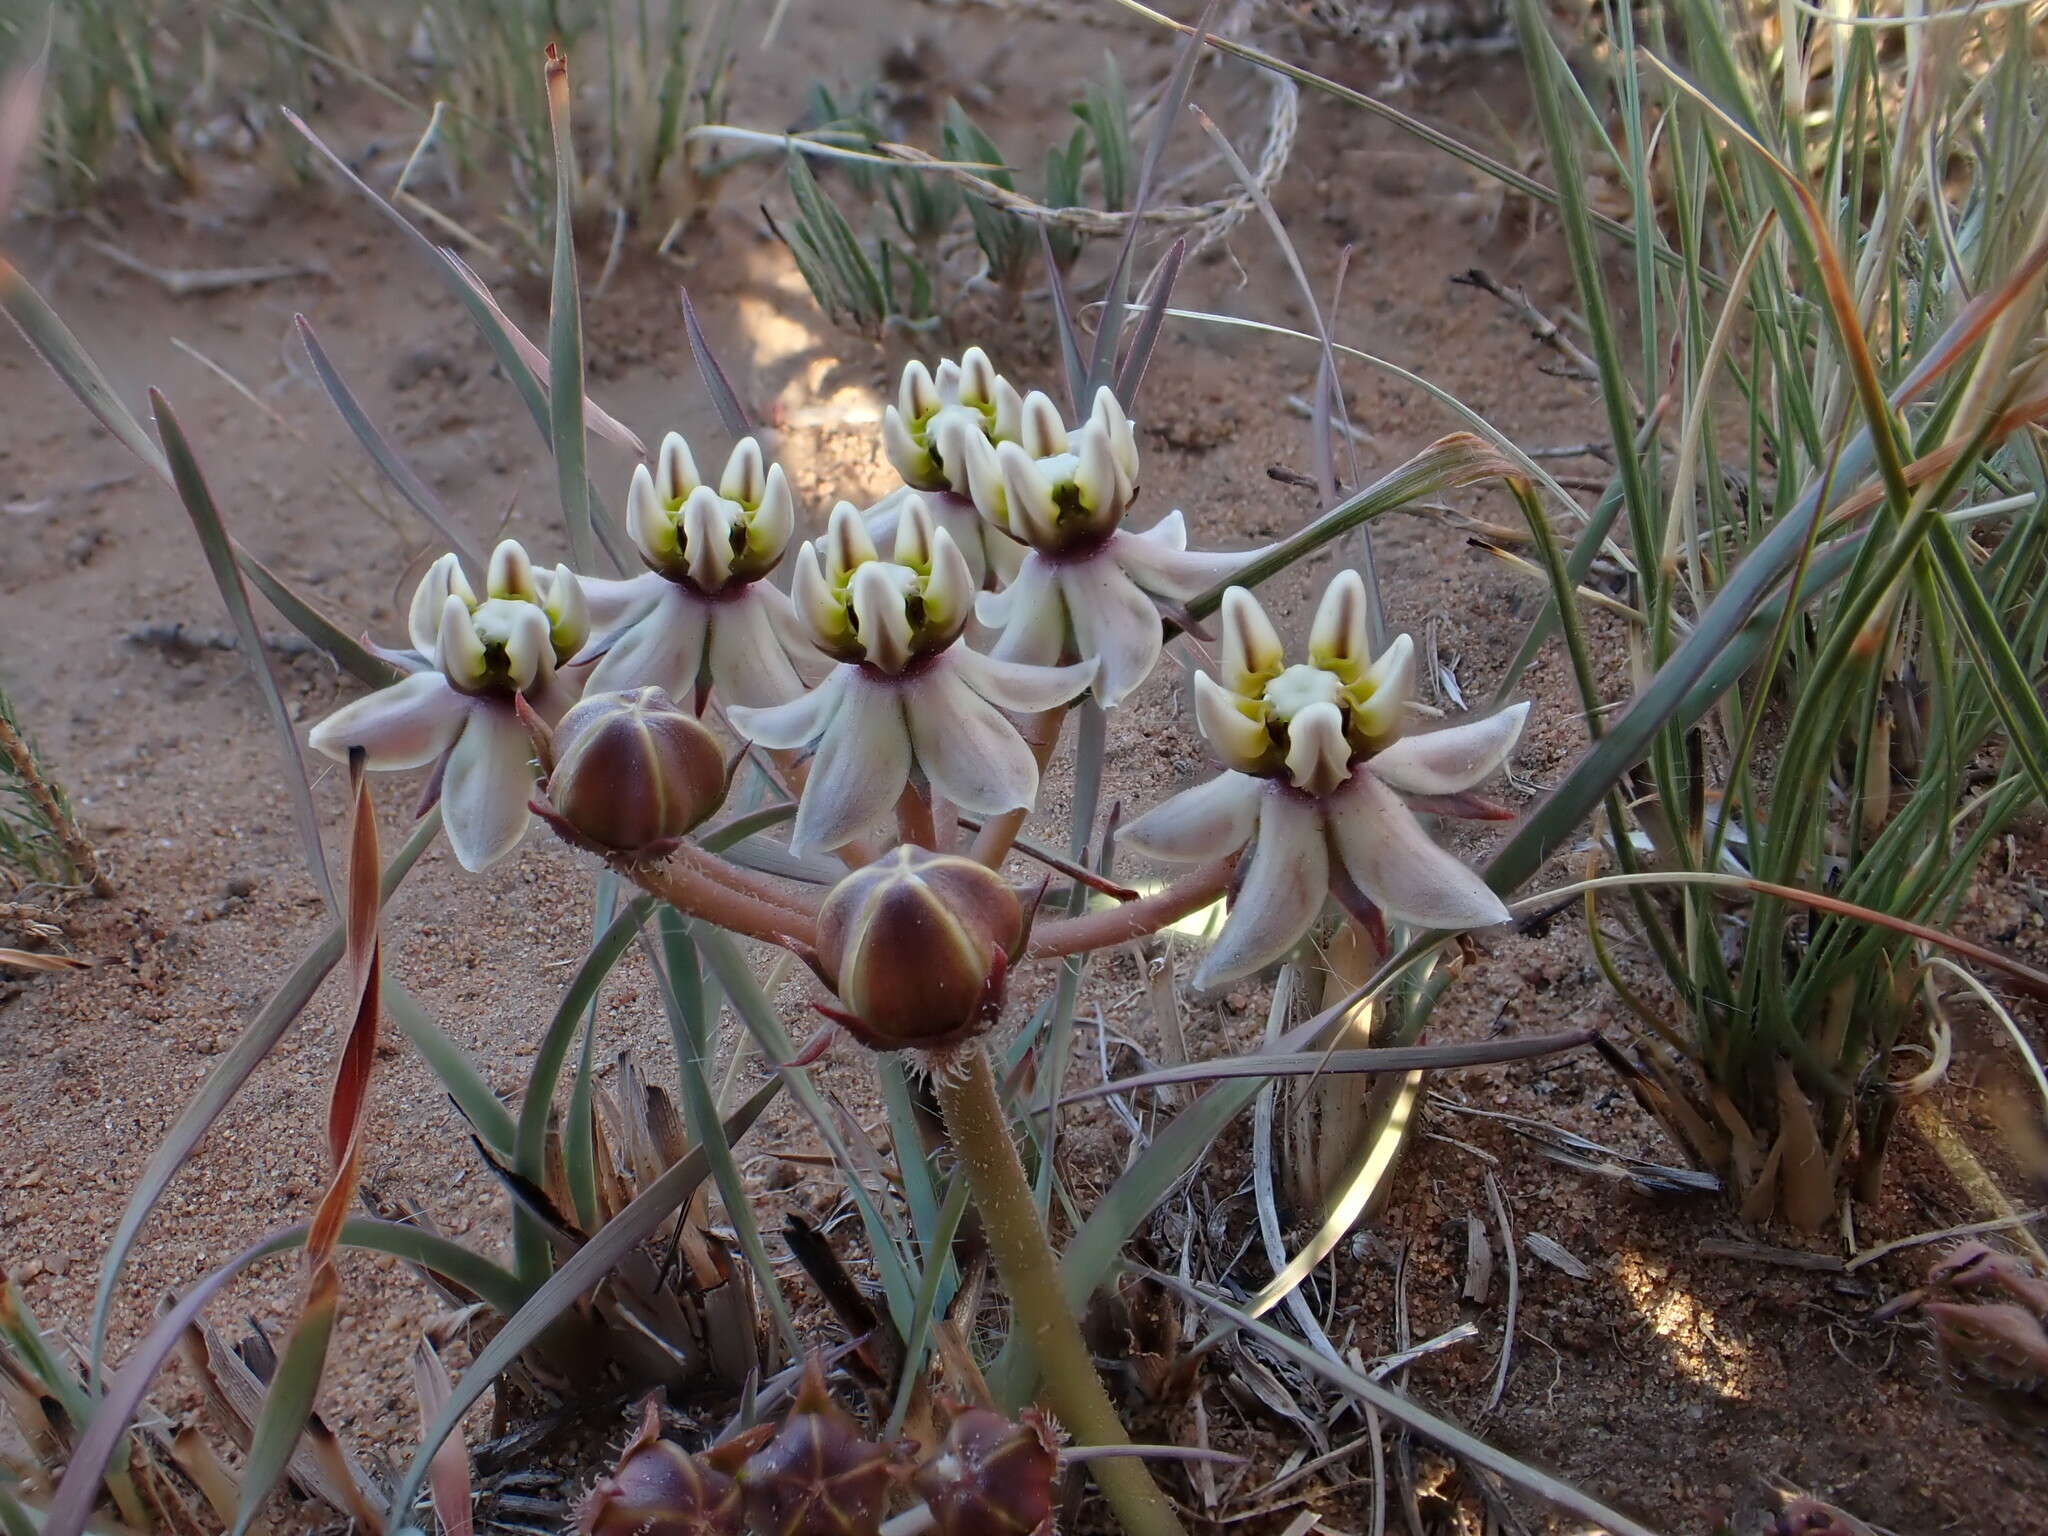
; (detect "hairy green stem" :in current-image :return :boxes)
[932,1044,1187,1536]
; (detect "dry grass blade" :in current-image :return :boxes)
[680,287,754,439]
[1149,1272,1664,1536]
[0,64,40,223]
[411,1337,474,1536]
[1056,1029,1599,1104]
[0,947,87,971]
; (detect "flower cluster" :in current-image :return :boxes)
[579,1370,1056,1536]
[308,344,1525,1012]
[1125,570,1527,987]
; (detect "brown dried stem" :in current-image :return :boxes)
[0,710,108,895]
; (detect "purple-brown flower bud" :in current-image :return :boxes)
[543,687,727,855]
[813,847,1025,1051]
[579,1400,742,1536]
[911,1408,1058,1536]
[738,1359,904,1536]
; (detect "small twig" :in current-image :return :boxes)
[1451,268,1603,384]
[1695,1239,1845,1273]
[86,239,323,296]
[0,710,107,895]
[1844,1207,2048,1272]
[1482,1172,1518,1412]
[953,815,1139,899]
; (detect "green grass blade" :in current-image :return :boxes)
[648,907,802,1355]
[545,50,597,573]
[382,982,516,1156]
[387,1080,783,1527]
[236,550,405,690]
[294,316,484,573]
[230,1269,337,1536]
[1,260,170,484]
[151,389,333,909]
[512,895,655,1283]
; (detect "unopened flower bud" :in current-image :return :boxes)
[739,1360,903,1536]
[580,1401,742,1536]
[544,687,726,854]
[815,847,1023,1050]
[912,1408,1058,1536]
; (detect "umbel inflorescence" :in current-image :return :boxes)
[309,345,1530,1044]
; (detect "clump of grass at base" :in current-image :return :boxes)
[772,59,1136,334]
[0,679,99,894]
[1487,0,2048,1226]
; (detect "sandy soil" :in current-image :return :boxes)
[4,6,2047,1534]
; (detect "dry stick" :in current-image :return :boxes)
[618,850,817,948]
[0,712,108,895]
[931,1043,1188,1536]
[1028,859,1234,959]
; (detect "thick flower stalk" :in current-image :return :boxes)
[727,501,1093,856]
[871,347,1028,588]
[578,433,820,709]
[1124,570,1528,987]
[957,385,1269,708]
[310,540,589,872]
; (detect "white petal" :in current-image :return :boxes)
[487,539,538,602]
[721,437,765,504]
[629,462,676,568]
[308,672,469,769]
[409,554,471,657]
[948,420,1007,527]
[1219,586,1284,692]
[991,376,1025,442]
[584,586,710,698]
[1073,423,1121,526]
[748,464,796,565]
[1112,528,1269,604]
[900,358,940,419]
[1328,770,1509,931]
[1193,791,1328,988]
[1129,508,1188,552]
[903,661,1039,815]
[953,646,1096,715]
[979,556,1068,668]
[441,704,537,872]
[437,595,489,689]
[790,674,912,854]
[825,500,877,582]
[575,571,668,635]
[791,541,847,652]
[1283,700,1353,797]
[727,665,850,750]
[544,563,590,660]
[1353,633,1416,741]
[1368,702,1530,797]
[1310,568,1372,669]
[1019,390,1068,457]
[1058,559,1162,709]
[656,432,699,503]
[1122,771,1261,863]
[929,493,995,588]
[1090,387,1139,482]
[757,580,837,685]
[892,496,936,568]
[498,603,551,693]
[957,346,997,409]
[704,587,807,709]
[922,527,976,641]
[883,404,936,488]
[933,357,962,403]
[997,440,1059,547]
[849,563,916,673]
[681,484,735,591]
[1193,670,1273,772]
